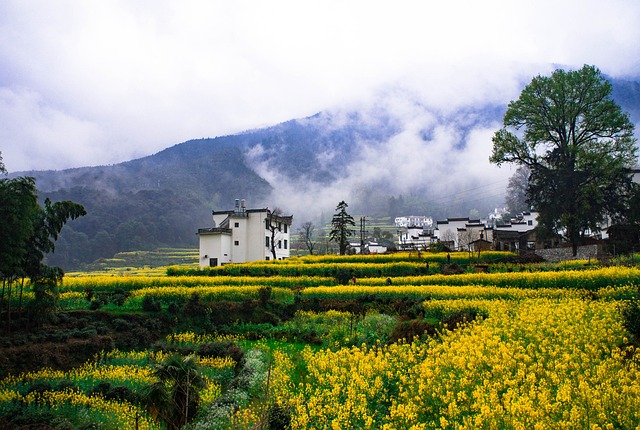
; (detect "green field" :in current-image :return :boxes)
[1,251,639,429]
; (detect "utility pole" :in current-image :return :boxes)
[360,216,366,254]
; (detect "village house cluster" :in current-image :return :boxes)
[395,210,543,253]
[198,198,619,267]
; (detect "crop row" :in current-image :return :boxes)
[357,265,640,290]
[55,282,638,313]
[56,266,640,294]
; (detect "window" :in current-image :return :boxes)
[284,224,288,233]
[278,240,282,249]
[265,236,270,247]
[234,240,239,246]
[234,222,239,228]
[528,220,533,226]
[265,256,270,260]
[284,239,288,249]
[265,219,270,230]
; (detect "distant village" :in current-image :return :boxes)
[197,154,640,267]
[196,197,618,269]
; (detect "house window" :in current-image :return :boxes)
[234,222,239,228]
[528,220,533,226]
[284,239,288,249]
[278,240,282,249]
[265,256,270,260]
[265,219,270,230]
[284,224,288,233]
[234,240,239,246]
[265,237,270,247]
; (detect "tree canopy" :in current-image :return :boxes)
[329,201,356,255]
[0,171,86,323]
[504,166,530,214]
[490,65,637,255]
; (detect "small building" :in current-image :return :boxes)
[435,217,480,251]
[197,199,293,268]
[397,225,437,250]
[493,211,540,252]
[350,240,388,254]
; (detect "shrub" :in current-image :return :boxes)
[258,286,272,305]
[141,295,161,312]
[89,299,102,310]
[389,318,436,343]
[111,293,127,307]
[184,293,206,316]
[620,298,640,339]
[335,268,354,285]
[267,403,291,429]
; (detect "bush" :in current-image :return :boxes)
[267,403,291,429]
[335,268,354,285]
[258,286,272,305]
[142,295,161,312]
[184,293,206,316]
[620,298,640,339]
[89,299,102,310]
[389,318,436,343]
[111,293,127,307]
[197,340,245,365]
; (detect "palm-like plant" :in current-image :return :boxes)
[145,354,207,430]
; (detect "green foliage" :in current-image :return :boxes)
[142,294,162,312]
[267,402,292,430]
[0,173,85,324]
[0,176,38,278]
[335,267,354,285]
[620,298,640,339]
[491,65,637,255]
[144,353,207,430]
[329,201,356,255]
[258,286,273,305]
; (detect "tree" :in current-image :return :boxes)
[490,65,637,256]
[0,151,6,175]
[145,354,207,430]
[297,221,317,255]
[0,172,86,325]
[329,201,356,255]
[505,166,531,214]
[266,207,292,260]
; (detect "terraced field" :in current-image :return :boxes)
[1,251,639,429]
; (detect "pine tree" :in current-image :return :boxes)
[329,201,356,255]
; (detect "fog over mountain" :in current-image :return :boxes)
[10,73,640,270]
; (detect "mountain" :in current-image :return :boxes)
[13,77,640,270]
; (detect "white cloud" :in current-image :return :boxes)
[0,0,639,172]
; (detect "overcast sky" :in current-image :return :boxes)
[1,0,639,173]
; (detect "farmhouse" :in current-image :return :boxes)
[197,199,293,268]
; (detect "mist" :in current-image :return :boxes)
[247,72,532,225]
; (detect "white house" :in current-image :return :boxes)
[397,225,437,250]
[394,215,433,228]
[434,217,477,250]
[197,199,293,268]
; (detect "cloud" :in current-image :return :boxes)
[0,0,639,172]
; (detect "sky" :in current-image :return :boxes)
[1,0,640,174]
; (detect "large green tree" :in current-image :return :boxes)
[490,65,637,255]
[0,165,86,324]
[329,201,356,255]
